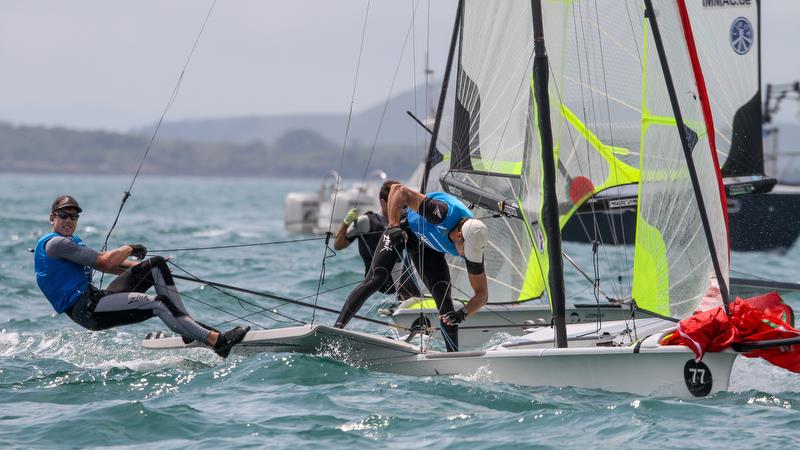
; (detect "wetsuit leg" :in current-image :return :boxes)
[108,256,192,316]
[406,234,458,352]
[85,292,210,343]
[394,253,423,300]
[335,229,403,328]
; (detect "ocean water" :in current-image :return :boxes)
[2,173,800,449]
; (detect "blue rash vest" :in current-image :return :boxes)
[406,191,474,257]
[34,232,93,313]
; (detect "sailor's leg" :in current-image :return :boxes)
[407,238,457,352]
[108,256,198,323]
[335,229,402,328]
[91,291,211,343]
[107,256,163,293]
[146,257,191,315]
[394,252,423,300]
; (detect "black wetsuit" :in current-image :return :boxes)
[347,211,421,300]
[335,197,484,352]
[66,256,211,343]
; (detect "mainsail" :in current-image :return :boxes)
[429,0,644,306]
[436,1,543,304]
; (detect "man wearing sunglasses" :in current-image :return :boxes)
[335,184,489,352]
[34,195,249,358]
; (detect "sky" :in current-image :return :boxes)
[0,0,798,132]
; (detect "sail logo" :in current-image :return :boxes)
[729,17,753,55]
[703,0,751,6]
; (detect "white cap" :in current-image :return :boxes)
[461,219,489,263]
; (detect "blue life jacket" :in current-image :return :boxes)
[34,232,93,313]
[407,191,474,257]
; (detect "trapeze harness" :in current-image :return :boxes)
[34,233,211,343]
[334,192,484,352]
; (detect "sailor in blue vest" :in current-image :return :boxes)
[335,184,489,352]
[34,195,249,358]
[333,180,421,301]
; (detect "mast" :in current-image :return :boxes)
[644,0,730,307]
[420,0,462,193]
[531,0,567,347]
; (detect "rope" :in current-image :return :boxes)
[168,260,304,327]
[149,236,326,253]
[97,0,218,288]
[354,0,422,207]
[169,267,408,330]
[313,0,373,324]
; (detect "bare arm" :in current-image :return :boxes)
[462,272,489,319]
[333,222,352,250]
[387,184,427,227]
[95,245,136,274]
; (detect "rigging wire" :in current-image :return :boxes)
[312,0,373,325]
[168,259,303,328]
[354,0,423,208]
[96,0,218,288]
[169,270,407,330]
[148,236,326,253]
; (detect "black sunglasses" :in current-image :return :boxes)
[55,211,80,220]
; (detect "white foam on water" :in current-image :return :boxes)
[191,228,229,238]
[0,330,21,355]
[0,327,219,371]
[451,364,499,383]
[729,356,800,394]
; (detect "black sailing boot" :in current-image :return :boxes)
[213,326,251,358]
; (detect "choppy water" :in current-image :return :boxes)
[2,173,800,449]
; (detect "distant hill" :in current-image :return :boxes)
[0,122,420,179]
[131,82,442,146]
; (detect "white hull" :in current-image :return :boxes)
[376,345,736,397]
[386,297,637,348]
[143,323,736,397]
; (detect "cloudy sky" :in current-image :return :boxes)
[0,0,798,132]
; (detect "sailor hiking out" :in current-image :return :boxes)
[335,184,489,352]
[34,195,250,358]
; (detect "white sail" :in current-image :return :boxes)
[632,0,729,319]
[685,0,762,175]
[435,0,542,303]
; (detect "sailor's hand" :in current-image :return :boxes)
[343,208,359,225]
[386,225,406,247]
[127,243,147,260]
[441,308,467,325]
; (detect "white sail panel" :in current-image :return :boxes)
[684,0,761,175]
[438,1,543,302]
[451,1,535,176]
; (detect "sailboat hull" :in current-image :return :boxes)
[143,324,736,397]
[374,346,737,398]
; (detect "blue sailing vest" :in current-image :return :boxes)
[34,232,93,313]
[407,191,474,257]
